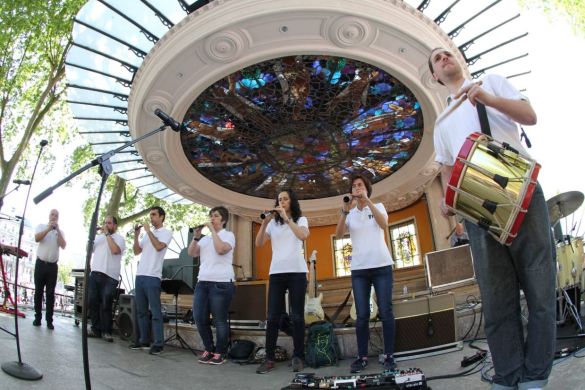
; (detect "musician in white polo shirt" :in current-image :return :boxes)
[335,174,395,374]
[188,206,236,366]
[129,206,173,355]
[33,209,66,330]
[88,216,125,342]
[428,48,555,390]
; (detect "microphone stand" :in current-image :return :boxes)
[1,142,47,381]
[33,118,176,390]
[0,184,22,212]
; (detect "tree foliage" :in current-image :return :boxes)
[0,0,86,201]
[520,0,585,34]
[68,144,209,258]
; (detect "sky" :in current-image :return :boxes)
[2,2,585,276]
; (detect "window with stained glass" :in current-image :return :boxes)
[389,219,421,269]
[332,235,352,277]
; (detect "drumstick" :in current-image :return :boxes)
[435,81,483,125]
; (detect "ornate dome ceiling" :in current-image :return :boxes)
[66,0,530,222]
[181,55,423,200]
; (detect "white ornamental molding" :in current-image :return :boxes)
[327,16,374,47]
[203,30,247,63]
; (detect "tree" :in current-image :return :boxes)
[69,144,209,259]
[519,0,585,34]
[0,0,86,207]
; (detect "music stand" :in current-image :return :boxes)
[161,279,196,355]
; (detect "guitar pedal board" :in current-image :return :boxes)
[282,368,430,389]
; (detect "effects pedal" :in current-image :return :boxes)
[461,350,487,367]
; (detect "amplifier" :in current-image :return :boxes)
[393,292,461,359]
[229,280,267,321]
[425,244,475,291]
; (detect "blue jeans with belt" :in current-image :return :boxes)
[465,184,556,390]
[135,275,164,347]
[88,271,118,334]
[193,281,235,355]
[351,265,395,358]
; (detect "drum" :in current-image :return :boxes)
[556,237,584,290]
[445,132,540,245]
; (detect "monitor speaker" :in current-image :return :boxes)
[393,293,456,353]
[229,281,267,321]
[117,294,139,343]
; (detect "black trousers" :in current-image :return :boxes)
[34,259,58,323]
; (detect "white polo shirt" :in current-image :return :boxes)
[266,217,309,275]
[91,233,126,281]
[434,74,528,166]
[197,229,236,282]
[35,224,63,263]
[345,203,393,271]
[136,227,173,279]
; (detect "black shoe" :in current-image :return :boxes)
[208,354,226,365]
[87,329,101,338]
[129,342,149,350]
[32,319,41,327]
[198,351,214,364]
[47,322,54,330]
[149,345,163,355]
[350,357,368,373]
[291,356,303,372]
[256,360,275,374]
[102,333,114,343]
[383,355,397,371]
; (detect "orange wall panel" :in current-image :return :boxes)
[252,197,434,281]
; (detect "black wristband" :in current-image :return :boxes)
[193,236,201,241]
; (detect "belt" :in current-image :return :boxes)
[37,257,58,264]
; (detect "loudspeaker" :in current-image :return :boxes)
[394,293,456,353]
[229,281,267,321]
[425,244,475,290]
[117,294,138,343]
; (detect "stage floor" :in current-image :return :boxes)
[1,308,584,390]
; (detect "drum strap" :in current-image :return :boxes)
[476,103,492,137]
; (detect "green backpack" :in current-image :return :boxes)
[304,321,340,368]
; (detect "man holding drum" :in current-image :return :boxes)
[428,48,556,390]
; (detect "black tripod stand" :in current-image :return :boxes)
[161,279,196,355]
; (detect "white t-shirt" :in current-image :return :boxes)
[35,224,64,263]
[136,227,173,279]
[197,229,236,282]
[91,233,126,281]
[266,216,309,274]
[345,203,393,271]
[434,74,528,166]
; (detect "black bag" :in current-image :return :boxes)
[305,321,340,368]
[227,339,257,363]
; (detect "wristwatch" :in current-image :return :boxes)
[193,236,201,241]
[340,209,349,216]
[105,232,111,237]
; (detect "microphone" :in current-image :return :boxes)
[13,179,31,185]
[343,196,351,203]
[40,140,48,147]
[260,210,275,220]
[154,109,182,132]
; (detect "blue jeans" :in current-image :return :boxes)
[266,273,307,360]
[465,184,556,390]
[351,265,395,358]
[135,275,164,347]
[193,281,235,355]
[88,271,118,334]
